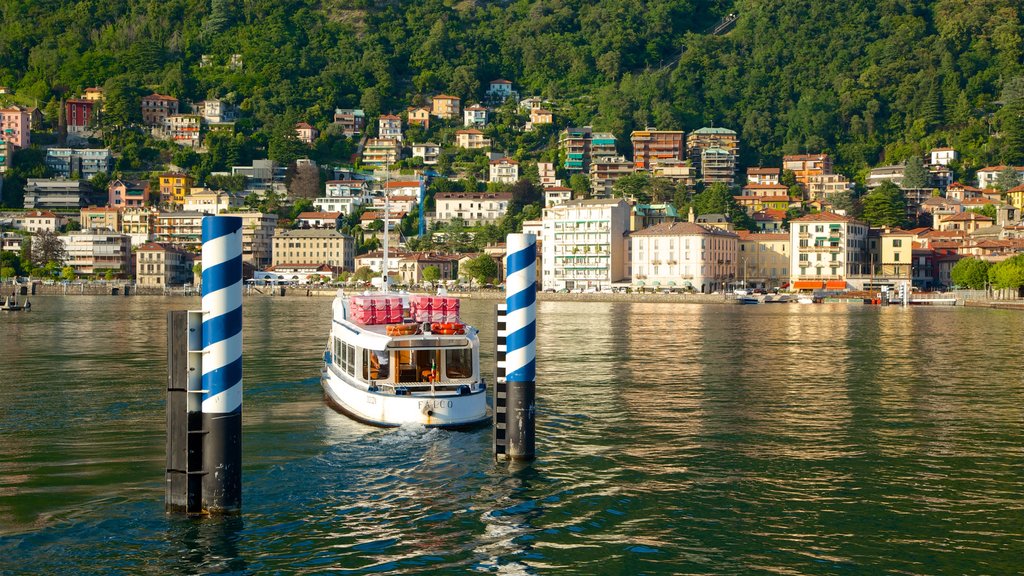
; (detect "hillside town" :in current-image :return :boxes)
[2,80,1024,294]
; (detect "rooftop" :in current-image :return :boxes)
[631,221,738,237]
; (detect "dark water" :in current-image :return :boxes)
[0,296,1021,575]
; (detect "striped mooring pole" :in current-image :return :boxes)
[166,215,244,514]
[496,233,537,461]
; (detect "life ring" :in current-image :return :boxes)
[386,323,419,336]
[431,322,464,335]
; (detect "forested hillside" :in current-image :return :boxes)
[1,0,1022,174]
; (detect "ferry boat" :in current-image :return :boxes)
[320,291,489,428]
[319,168,486,428]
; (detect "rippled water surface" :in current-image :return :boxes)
[1,296,1021,574]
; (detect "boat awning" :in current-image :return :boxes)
[667,281,677,286]
[793,281,824,290]
[825,280,847,290]
[635,281,645,286]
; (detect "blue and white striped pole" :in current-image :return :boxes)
[504,233,537,461]
[201,215,243,513]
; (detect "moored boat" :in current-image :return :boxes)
[320,291,488,429]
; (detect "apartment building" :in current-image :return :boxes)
[782,154,832,187]
[431,95,461,119]
[589,155,633,197]
[463,105,488,127]
[108,179,150,208]
[333,108,366,136]
[700,147,736,184]
[631,221,739,293]
[62,229,132,276]
[272,228,355,272]
[455,129,491,149]
[686,127,738,170]
[489,158,519,184]
[136,242,195,287]
[631,130,686,170]
[789,212,870,290]
[141,93,179,126]
[736,232,789,289]
[378,114,403,141]
[540,198,631,291]
[434,192,511,225]
[159,172,194,207]
[45,148,112,179]
[362,138,402,166]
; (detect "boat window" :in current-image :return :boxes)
[334,338,342,366]
[344,343,355,375]
[446,348,472,379]
[396,349,442,383]
[366,349,390,381]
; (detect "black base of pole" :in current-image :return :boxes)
[202,409,242,514]
[505,380,536,461]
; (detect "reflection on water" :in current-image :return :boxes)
[0,296,1022,574]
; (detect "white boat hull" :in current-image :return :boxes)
[321,365,488,429]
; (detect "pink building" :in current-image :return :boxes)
[0,105,31,149]
[141,93,179,126]
[65,99,95,134]
[295,122,319,144]
[108,179,151,208]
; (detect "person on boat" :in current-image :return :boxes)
[371,349,390,379]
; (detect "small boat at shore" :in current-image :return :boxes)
[0,294,30,311]
[797,296,815,305]
[321,291,488,429]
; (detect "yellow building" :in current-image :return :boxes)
[737,232,790,289]
[159,172,194,208]
[872,229,915,279]
[1007,184,1024,211]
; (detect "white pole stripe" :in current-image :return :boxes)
[201,333,243,374]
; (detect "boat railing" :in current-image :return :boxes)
[371,380,478,394]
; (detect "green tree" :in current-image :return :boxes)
[422,265,441,283]
[31,230,66,266]
[995,167,1021,193]
[59,266,76,281]
[950,257,990,289]
[900,157,930,189]
[692,183,755,231]
[352,266,375,282]
[860,182,907,228]
[988,255,1024,291]
[569,173,590,199]
[461,254,499,285]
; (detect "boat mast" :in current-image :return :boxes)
[381,163,390,292]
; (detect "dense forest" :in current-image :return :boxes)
[1,0,1022,177]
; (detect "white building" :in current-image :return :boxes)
[540,198,631,291]
[378,114,402,142]
[487,79,515,102]
[807,174,854,201]
[630,221,739,293]
[544,186,573,207]
[537,162,562,188]
[183,188,242,214]
[747,167,781,186]
[489,158,519,184]
[930,147,958,167]
[463,104,488,127]
[61,229,133,276]
[196,99,237,124]
[234,211,278,269]
[455,129,491,150]
[315,180,371,216]
[789,211,870,291]
[411,142,440,165]
[271,228,355,272]
[434,192,511,226]
[977,165,1024,189]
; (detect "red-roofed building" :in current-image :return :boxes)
[294,122,319,144]
[946,182,983,201]
[976,166,1024,189]
[938,211,993,234]
[136,242,195,287]
[65,98,95,135]
[296,211,343,229]
[435,192,511,225]
[431,94,461,119]
[746,167,780,186]
[141,93,179,126]
[751,208,788,233]
[489,157,519,184]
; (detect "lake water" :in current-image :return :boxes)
[0,295,1021,574]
